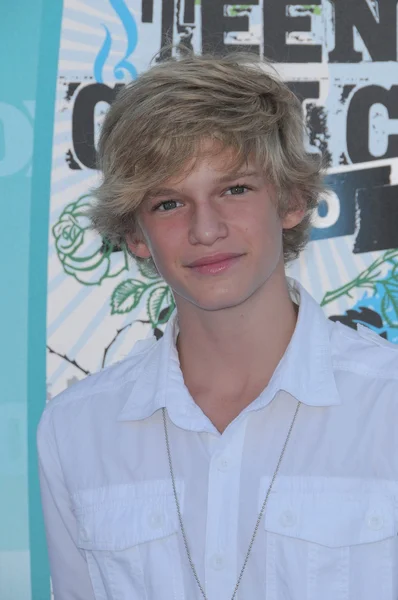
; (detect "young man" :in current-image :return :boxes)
[38,51,398,600]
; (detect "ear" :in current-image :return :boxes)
[281,193,306,230]
[125,231,152,260]
[282,207,305,230]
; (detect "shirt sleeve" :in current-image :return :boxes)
[37,406,96,600]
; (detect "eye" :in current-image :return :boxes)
[225,184,251,196]
[152,200,183,212]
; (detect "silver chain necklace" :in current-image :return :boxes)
[162,399,301,600]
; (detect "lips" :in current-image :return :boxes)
[187,253,243,267]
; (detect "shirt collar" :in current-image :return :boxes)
[117,277,341,423]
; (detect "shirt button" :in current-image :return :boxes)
[279,510,296,528]
[149,512,165,529]
[210,554,225,570]
[216,456,229,472]
[80,527,89,542]
[367,512,384,530]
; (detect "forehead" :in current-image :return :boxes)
[161,141,259,188]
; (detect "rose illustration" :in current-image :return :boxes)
[53,194,128,285]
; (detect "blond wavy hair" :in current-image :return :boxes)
[88,49,326,273]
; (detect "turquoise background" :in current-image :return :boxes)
[1,2,397,598]
[0,1,62,598]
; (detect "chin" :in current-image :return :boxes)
[178,287,252,312]
[170,269,268,312]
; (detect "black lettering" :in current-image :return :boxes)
[72,83,124,170]
[306,103,332,166]
[201,0,260,55]
[347,85,398,163]
[155,0,175,61]
[286,81,320,103]
[160,0,175,58]
[142,0,154,23]
[354,184,398,253]
[184,0,195,23]
[263,0,322,62]
[329,0,397,62]
[310,166,391,241]
[286,82,322,159]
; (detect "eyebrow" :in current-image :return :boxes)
[214,169,261,184]
[146,170,261,200]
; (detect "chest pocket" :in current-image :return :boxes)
[72,480,185,600]
[261,481,398,600]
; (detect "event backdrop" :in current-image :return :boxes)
[1,1,397,598]
[47,0,398,405]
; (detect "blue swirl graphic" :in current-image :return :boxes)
[112,0,138,80]
[94,25,112,83]
[94,0,138,84]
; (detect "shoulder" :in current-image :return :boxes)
[330,320,398,382]
[38,336,158,434]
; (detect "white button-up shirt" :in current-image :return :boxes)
[37,277,398,600]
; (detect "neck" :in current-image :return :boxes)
[175,268,299,408]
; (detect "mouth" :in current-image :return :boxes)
[187,254,244,275]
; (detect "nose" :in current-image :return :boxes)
[188,201,228,246]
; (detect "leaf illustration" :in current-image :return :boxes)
[111,279,146,315]
[321,250,398,307]
[158,304,175,325]
[381,279,398,327]
[136,259,160,280]
[384,248,398,264]
[147,286,171,327]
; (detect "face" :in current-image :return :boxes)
[127,143,304,313]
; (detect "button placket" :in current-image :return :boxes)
[210,553,225,570]
[216,455,230,472]
[204,422,248,598]
[80,526,89,542]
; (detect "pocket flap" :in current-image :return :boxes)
[72,480,181,551]
[263,491,396,547]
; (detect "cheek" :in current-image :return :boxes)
[239,209,282,243]
[145,223,182,263]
